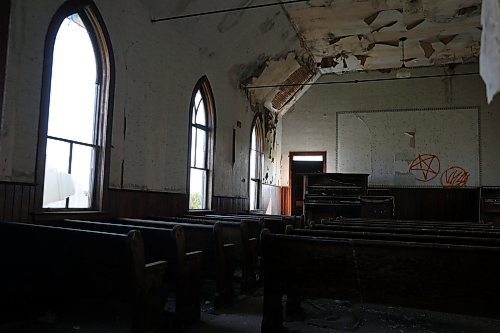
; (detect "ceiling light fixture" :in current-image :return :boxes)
[396,37,411,79]
[342,56,349,73]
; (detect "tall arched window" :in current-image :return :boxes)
[37,1,113,210]
[188,77,215,210]
[249,117,264,211]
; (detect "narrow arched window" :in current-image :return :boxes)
[249,117,264,210]
[37,2,113,210]
[188,77,215,210]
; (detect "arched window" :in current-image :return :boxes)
[249,117,264,210]
[188,77,215,210]
[37,1,113,210]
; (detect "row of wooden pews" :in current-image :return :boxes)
[146,216,259,293]
[261,217,500,332]
[1,214,265,332]
[183,212,304,273]
[0,221,167,333]
[43,219,203,323]
[115,217,244,307]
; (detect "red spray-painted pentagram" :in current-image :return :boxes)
[408,154,441,182]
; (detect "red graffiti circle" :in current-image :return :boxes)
[441,166,470,188]
[408,154,441,182]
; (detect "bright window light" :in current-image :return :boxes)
[249,119,264,210]
[189,85,212,210]
[43,14,98,209]
[293,155,324,162]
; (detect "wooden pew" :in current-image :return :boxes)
[311,223,500,239]
[320,218,496,230]
[0,221,166,333]
[287,226,500,247]
[183,215,262,288]
[41,219,202,323]
[147,216,259,293]
[237,212,304,231]
[261,230,500,332]
[187,214,263,240]
[217,213,287,234]
[114,218,236,308]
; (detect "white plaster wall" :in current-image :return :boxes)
[281,64,500,187]
[0,0,301,199]
[262,183,281,214]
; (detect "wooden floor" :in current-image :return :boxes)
[3,288,500,333]
[186,289,500,333]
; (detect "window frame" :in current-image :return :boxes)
[35,0,115,211]
[249,115,265,211]
[187,76,216,210]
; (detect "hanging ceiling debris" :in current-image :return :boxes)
[243,0,482,113]
[246,52,320,114]
[284,0,481,74]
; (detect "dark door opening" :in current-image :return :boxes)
[289,152,326,216]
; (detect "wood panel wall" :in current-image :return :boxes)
[212,196,248,214]
[105,188,188,218]
[0,183,188,222]
[280,186,291,215]
[0,182,480,222]
[386,187,480,222]
[281,185,479,221]
[0,182,36,222]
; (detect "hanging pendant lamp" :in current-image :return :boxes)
[396,37,411,79]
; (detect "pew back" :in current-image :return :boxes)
[261,231,500,332]
[311,223,500,238]
[0,221,147,332]
[113,218,236,308]
[289,227,500,247]
[148,216,259,292]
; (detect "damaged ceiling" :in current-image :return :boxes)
[287,0,482,73]
[245,0,482,112]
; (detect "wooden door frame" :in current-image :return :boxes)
[288,151,327,215]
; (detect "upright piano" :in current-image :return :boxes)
[303,173,394,223]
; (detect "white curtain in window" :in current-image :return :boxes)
[42,167,75,206]
[480,0,500,103]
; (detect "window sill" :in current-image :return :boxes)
[248,209,266,215]
[32,210,110,222]
[187,209,215,215]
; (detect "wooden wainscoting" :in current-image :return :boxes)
[280,186,291,216]
[106,188,188,218]
[0,183,188,222]
[0,182,36,222]
[212,196,249,214]
[0,183,481,222]
[378,187,480,222]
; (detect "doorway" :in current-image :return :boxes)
[289,152,327,216]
